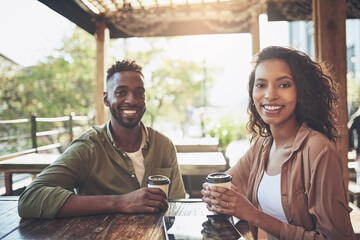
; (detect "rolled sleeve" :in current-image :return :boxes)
[18,138,94,219]
[18,187,73,219]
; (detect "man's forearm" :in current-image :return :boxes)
[56,194,117,218]
[56,188,169,218]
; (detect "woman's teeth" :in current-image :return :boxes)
[263,105,282,111]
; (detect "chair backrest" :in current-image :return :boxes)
[0,114,92,161]
[175,144,219,153]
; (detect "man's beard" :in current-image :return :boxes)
[110,107,143,129]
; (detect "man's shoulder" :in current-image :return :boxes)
[145,126,173,144]
[72,124,107,146]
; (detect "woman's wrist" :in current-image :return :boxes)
[246,208,262,227]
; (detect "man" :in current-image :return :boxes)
[18,60,186,219]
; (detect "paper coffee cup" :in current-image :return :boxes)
[206,172,232,209]
[147,175,171,197]
[206,172,232,189]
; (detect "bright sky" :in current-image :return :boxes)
[0,0,289,109]
[0,0,76,66]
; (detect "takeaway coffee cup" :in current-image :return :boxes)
[147,175,171,197]
[206,172,232,189]
[206,172,232,209]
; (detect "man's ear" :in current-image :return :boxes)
[103,92,109,107]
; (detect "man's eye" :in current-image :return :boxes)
[137,92,145,97]
[115,91,126,96]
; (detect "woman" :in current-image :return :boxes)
[201,46,355,239]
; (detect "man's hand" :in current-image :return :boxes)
[56,187,168,218]
[115,187,168,213]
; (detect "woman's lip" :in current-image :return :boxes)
[262,104,283,111]
[261,104,284,114]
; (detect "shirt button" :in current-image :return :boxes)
[284,166,288,170]
[123,153,127,157]
[289,219,293,223]
[131,174,135,178]
[282,193,287,196]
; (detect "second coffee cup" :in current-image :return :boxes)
[147,175,171,197]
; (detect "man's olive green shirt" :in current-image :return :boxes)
[18,122,186,219]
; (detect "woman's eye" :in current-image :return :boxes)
[280,83,291,88]
[255,83,266,88]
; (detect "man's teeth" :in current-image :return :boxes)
[123,110,137,114]
[264,105,282,111]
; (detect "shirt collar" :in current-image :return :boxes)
[106,121,150,149]
[262,123,312,153]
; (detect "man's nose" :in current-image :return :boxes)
[125,93,137,104]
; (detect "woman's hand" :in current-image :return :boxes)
[201,183,259,222]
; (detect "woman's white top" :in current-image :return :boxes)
[257,171,288,224]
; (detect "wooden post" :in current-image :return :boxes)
[69,112,74,142]
[251,14,260,56]
[30,114,38,152]
[4,172,13,195]
[95,19,109,125]
[313,0,348,187]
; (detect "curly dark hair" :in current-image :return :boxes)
[106,59,144,82]
[247,46,339,142]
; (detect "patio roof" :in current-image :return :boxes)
[38,0,360,39]
[267,0,360,21]
[38,0,262,38]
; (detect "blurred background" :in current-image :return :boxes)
[0,0,359,195]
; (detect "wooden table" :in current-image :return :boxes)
[0,153,60,195]
[0,197,253,240]
[0,152,227,195]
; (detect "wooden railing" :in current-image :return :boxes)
[0,113,92,161]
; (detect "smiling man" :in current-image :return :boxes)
[18,60,186,219]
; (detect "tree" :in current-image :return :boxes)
[0,28,96,155]
[117,38,217,134]
[0,27,96,120]
[1,31,229,152]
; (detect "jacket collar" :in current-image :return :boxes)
[261,123,312,153]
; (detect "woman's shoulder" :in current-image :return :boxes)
[299,127,340,164]
[303,127,336,150]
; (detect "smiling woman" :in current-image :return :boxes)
[201,46,356,240]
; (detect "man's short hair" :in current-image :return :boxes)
[106,60,144,82]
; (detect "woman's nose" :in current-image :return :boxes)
[264,86,278,100]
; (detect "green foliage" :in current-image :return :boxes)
[0,27,96,119]
[0,28,95,155]
[116,38,216,128]
[144,59,207,127]
[204,115,248,149]
[1,31,246,154]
